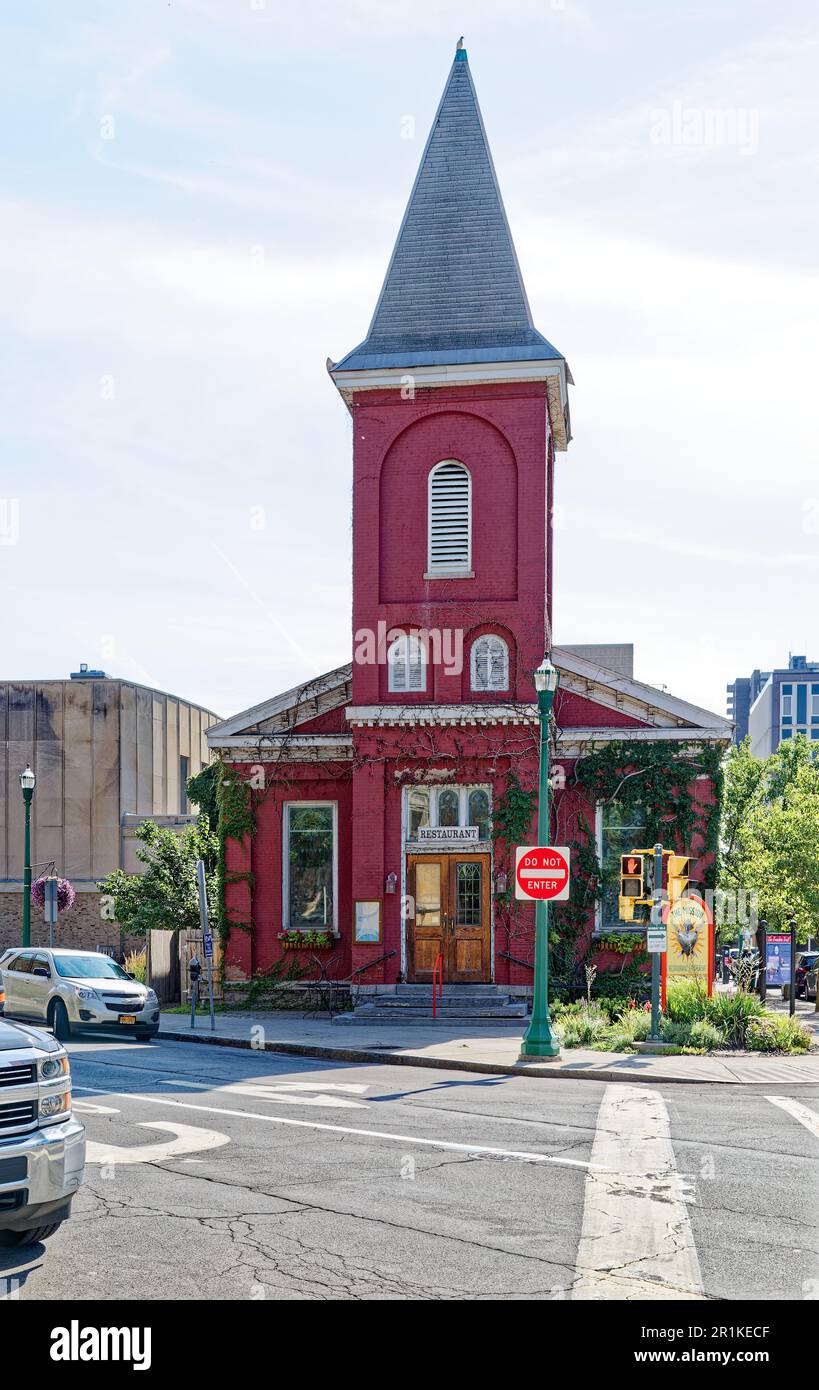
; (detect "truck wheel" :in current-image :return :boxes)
[49,999,72,1041]
[0,1221,63,1247]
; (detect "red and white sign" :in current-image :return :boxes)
[514,846,571,901]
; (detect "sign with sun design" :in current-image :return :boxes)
[661,894,714,1007]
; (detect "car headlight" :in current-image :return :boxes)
[40,1091,71,1119]
[39,1055,69,1081]
[145,989,157,1004]
[74,987,100,1000]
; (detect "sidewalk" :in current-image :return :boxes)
[159,1010,819,1086]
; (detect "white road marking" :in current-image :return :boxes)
[86,1120,231,1165]
[572,1085,705,1301]
[73,1100,121,1115]
[157,1079,369,1109]
[73,1084,605,1171]
[767,1095,819,1139]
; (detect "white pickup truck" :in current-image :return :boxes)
[0,1015,85,1247]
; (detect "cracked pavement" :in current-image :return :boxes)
[1,1037,816,1301]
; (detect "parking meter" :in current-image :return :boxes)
[189,954,202,1027]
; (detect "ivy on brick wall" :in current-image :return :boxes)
[571,739,723,890]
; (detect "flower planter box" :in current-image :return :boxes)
[277,935,335,951]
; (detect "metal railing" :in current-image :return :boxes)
[431,953,444,1019]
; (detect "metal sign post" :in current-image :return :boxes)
[789,919,797,1018]
[649,842,664,1041]
[196,858,216,1032]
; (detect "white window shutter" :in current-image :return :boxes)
[428,461,471,573]
[388,634,426,693]
[471,635,509,692]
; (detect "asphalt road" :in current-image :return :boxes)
[2,1036,817,1301]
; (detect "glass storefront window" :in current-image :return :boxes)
[408,789,430,837]
[598,799,646,932]
[285,805,335,930]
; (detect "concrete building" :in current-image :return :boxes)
[742,655,819,758]
[0,667,219,952]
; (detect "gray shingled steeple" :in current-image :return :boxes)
[332,43,565,373]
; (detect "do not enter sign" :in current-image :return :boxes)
[514,846,571,901]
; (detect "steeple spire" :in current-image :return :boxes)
[332,45,567,378]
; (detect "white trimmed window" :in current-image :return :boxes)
[470,634,509,692]
[388,632,427,693]
[282,802,337,932]
[427,460,471,575]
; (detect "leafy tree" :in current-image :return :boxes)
[98,818,218,937]
[719,736,819,941]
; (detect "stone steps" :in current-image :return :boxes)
[334,983,530,1027]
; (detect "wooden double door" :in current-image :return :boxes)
[407,853,491,983]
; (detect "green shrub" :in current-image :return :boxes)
[704,991,765,1046]
[660,1019,693,1045]
[665,979,710,1023]
[745,1015,812,1054]
[688,1020,724,1051]
[558,1006,609,1047]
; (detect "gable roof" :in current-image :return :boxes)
[331,43,567,376]
[207,664,352,743]
[552,646,733,735]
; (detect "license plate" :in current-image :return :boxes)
[119,1015,136,1025]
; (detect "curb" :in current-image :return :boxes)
[157,1026,817,1086]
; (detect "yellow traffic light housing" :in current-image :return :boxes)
[618,853,645,921]
[667,854,691,903]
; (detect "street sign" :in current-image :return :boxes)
[203,933,214,960]
[514,846,571,902]
[647,927,667,954]
[43,876,59,925]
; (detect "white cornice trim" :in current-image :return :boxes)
[553,647,733,732]
[555,725,731,757]
[212,734,353,763]
[346,703,539,727]
[330,360,569,451]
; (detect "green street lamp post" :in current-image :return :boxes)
[520,655,561,1059]
[20,764,36,948]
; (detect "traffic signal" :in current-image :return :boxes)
[667,854,691,903]
[619,853,645,921]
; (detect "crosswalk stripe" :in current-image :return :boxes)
[572,1084,705,1300]
[767,1095,819,1139]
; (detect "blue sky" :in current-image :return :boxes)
[1,0,817,718]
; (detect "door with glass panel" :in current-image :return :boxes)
[407,854,490,983]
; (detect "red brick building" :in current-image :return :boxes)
[208,46,730,1002]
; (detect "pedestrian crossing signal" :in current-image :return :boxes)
[619,853,645,920]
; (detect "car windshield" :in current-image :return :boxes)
[52,954,131,980]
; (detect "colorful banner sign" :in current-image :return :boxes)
[764,933,792,989]
[661,894,714,1007]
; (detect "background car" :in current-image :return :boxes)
[795,951,819,998]
[804,963,818,1002]
[0,948,159,1040]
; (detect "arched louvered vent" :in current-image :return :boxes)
[428,460,471,574]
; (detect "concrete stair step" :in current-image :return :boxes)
[354,1011,525,1023]
[333,1012,527,1028]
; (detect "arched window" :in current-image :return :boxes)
[387,632,426,693]
[470,634,509,692]
[437,789,460,827]
[428,460,471,575]
[468,789,491,840]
